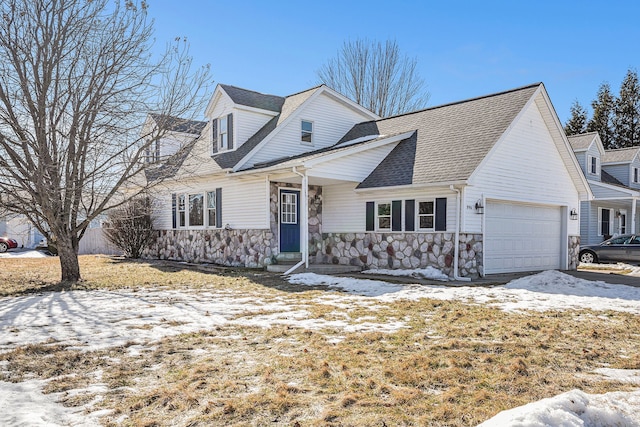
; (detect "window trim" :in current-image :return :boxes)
[175,191,220,229]
[633,167,639,183]
[376,201,392,231]
[416,199,436,231]
[301,119,313,145]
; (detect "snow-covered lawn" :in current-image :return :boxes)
[1,269,640,425]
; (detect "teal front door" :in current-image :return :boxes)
[279,189,300,252]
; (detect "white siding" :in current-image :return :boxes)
[153,176,269,230]
[323,183,456,233]
[234,109,274,148]
[245,93,374,168]
[466,100,581,236]
[308,144,398,182]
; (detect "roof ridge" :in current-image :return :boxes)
[605,146,640,152]
[285,84,325,99]
[354,82,542,125]
[219,83,284,100]
[567,131,599,138]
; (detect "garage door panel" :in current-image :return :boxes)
[485,201,562,274]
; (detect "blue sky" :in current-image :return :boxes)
[149,0,640,123]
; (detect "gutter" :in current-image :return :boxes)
[450,185,471,282]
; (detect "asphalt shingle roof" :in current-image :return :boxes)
[567,132,598,151]
[603,147,640,163]
[349,83,541,188]
[220,84,285,113]
[150,114,206,135]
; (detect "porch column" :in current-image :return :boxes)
[633,198,637,234]
[302,173,309,268]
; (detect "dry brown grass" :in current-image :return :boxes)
[1,256,640,426]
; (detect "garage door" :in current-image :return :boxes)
[485,201,562,274]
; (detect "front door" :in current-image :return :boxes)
[279,189,300,252]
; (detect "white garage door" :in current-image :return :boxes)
[485,201,562,274]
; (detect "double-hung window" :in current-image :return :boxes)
[377,202,391,230]
[207,191,217,227]
[417,200,435,230]
[301,120,313,144]
[178,195,186,227]
[219,115,228,149]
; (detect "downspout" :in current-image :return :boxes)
[450,185,471,282]
[284,166,308,275]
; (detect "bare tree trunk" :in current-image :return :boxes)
[58,235,81,282]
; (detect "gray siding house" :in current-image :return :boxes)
[568,132,640,246]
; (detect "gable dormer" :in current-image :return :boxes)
[205,84,283,156]
[568,132,604,182]
[602,146,640,189]
[142,114,206,164]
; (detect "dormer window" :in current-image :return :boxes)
[219,115,228,149]
[634,167,639,183]
[144,140,160,164]
[211,113,233,154]
[588,155,599,175]
[301,120,313,144]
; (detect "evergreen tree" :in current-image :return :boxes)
[564,100,588,136]
[587,82,616,148]
[613,69,640,147]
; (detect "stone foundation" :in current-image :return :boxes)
[568,235,580,270]
[316,232,483,278]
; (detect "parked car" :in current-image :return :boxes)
[0,236,18,253]
[579,234,640,264]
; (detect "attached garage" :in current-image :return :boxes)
[484,201,564,274]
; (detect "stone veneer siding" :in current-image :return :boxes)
[143,229,276,267]
[568,235,580,270]
[316,232,484,278]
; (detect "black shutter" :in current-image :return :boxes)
[215,188,222,228]
[405,200,415,231]
[365,202,375,231]
[211,119,218,154]
[435,197,447,231]
[392,200,402,231]
[171,193,177,229]
[227,113,233,150]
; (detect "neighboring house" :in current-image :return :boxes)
[143,82,590,277]
[0,213,44,248]
[568,132,640,246]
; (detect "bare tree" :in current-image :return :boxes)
[0,0,211,281]
[316,39,430,117]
